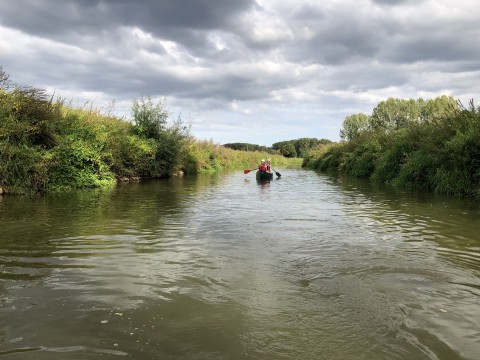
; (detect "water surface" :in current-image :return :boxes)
[1,169,479,359]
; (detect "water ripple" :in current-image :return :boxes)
[1,169,479,359]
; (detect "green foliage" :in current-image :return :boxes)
[432,105,480,197]
[301,143,333,168]
[0,143,52,193]
[0,66,9,89]
[152,120,189,177]
[132,96,168,139]
[0,85,62,149]
[307,96,480,199]
[106,135,157,178]
[340,113,370,141]
[278,142,297,157]
[224,138,332,158]
[392,150,437,189]
[181,139,300,174]
[272,138,332,158]
[130,97,190,177]
[0,69,321,194]
[46,139,115,191]
[371,130,415,183]
[370,98,420,131]
[222,142,273,153]
[339,95,458,140]
[344,138,381,177]
[313,143,350,172]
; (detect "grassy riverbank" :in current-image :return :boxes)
[303,97,480,199]
[0,70,298,194]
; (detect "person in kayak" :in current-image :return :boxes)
[266,159,271,172]
[258,159,267,172]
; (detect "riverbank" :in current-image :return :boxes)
[303,98,480,199]
[0,71,299,194]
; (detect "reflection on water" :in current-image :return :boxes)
[0,169,479,359]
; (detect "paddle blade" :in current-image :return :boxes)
[244,169,252,174]
[271,168,281,177]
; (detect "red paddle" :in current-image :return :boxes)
[243,169,257,174]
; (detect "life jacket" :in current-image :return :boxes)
[258,163,267,172]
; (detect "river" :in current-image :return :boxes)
[0,168,479,359]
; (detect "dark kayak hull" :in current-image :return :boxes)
[256,171,274,180]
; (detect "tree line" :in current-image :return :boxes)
[340,96,457,141]
[303,95,480,199]
[224,138,332,158]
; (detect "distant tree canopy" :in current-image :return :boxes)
[340,95,458,141]
[272,138,332,158]
[224,138,332,158]
[222,143,272,153]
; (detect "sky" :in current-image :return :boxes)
[1,0,479,146]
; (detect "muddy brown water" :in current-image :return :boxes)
[0,169,479,359]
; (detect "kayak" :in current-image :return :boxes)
[256,171,274,180]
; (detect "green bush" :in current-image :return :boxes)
[46,139,115,191]
[301,144,332,168]
[132,96,168,139]
[371,131,415,183]
[306,97,480,199]
[107,135,157,177]
[344,138,381,177]
[393,150,437,189]
[0,86,61,148]
[0,143,53,193]
[315,144,346,172]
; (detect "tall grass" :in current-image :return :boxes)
[0,72,299,194]
[182,139,298,174]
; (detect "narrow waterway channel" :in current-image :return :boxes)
[0,169,479,359]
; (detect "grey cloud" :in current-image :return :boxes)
[371,0,417,5]
[1,0,478,145]
[0,0,254,47]
[321,64,411,91]
[382,33,480,64]
[285,11,386,64]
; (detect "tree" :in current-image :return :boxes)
[340,113,370,141]
[279,142,297,157]
[0,66,10,90]
[132,96,169,139]
[369,98,420,132]
[420,95,458,123]
[223,143,271,152]
[294,138,326,158]
[272,138,331,157]
[131,97,189,177]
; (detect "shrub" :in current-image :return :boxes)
[371,131,414,183]
[344,138,381,178]
[0,86,61,148]
[393,150,437,189]
[315,144,347,172]
[46,139,115,191]
[0,143,53,193]
[132,96,168,139]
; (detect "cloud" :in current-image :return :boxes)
[0,0,479,145]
